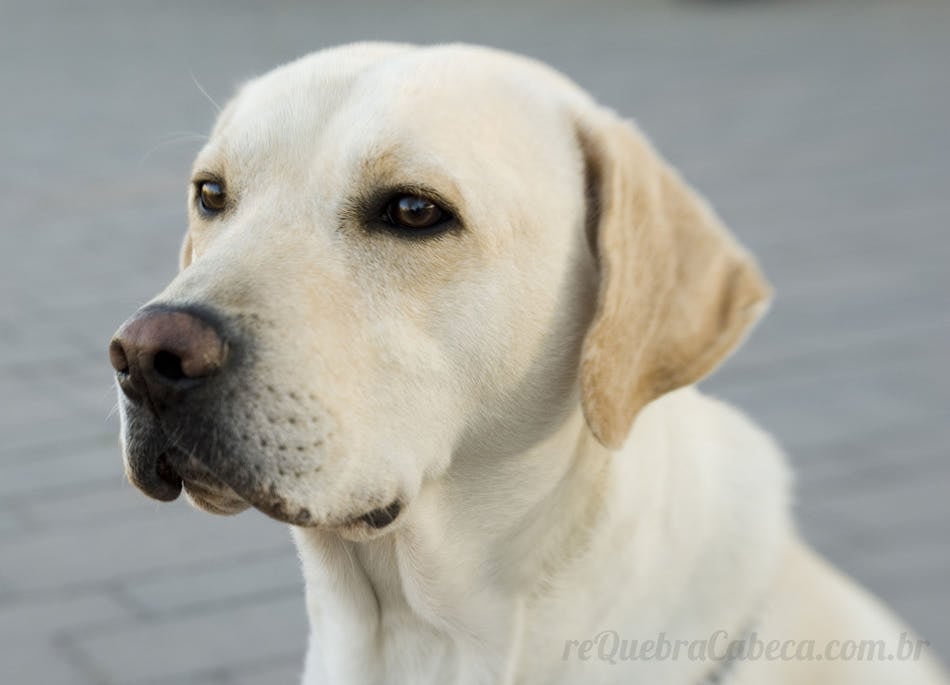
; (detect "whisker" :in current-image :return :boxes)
[190,69,222,113]
[139,132,208,165]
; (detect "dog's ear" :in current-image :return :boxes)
[179,232,194,271]
[577,112,771,449]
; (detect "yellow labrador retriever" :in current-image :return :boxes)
[109,43,947,685]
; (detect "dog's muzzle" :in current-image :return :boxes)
[110,303,405,532]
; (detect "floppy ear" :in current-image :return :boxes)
[179,232,194,271]
[577,112,771,449]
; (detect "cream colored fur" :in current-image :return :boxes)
[135,43,947,684]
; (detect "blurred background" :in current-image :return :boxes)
[1,0,948,682]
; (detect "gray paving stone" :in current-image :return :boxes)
[0,441,123,500]
[709,362,949,452]
[229,659,303,685]
[70,596,306,684]
[0,430,118,465]
[0,504,293,594]
[143,673,233,685]
[119,552,302,618]
[886,593,950,666]
[0,643,95,685]
[793,423,949,498]
[14,480,169,532]
[0,592,132,645]
[0,504,29,538]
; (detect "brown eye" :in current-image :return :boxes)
[197,180,227,214]
[384,194,446,230]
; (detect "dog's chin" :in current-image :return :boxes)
[183,474,406,538]
[180,475,406,538]
[170,452,406,534]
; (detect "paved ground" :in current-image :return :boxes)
[1,0,948,682]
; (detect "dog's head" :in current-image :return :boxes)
[110,43,769,537]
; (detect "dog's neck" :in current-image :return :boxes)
[292,404,605,683]
[292,390,789,685]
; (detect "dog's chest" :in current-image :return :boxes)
[304,584,503,684]
[299,534,513,684]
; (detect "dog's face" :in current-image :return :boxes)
[111,43,769,537]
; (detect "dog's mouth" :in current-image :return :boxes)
[354,501,402,529]
[113,300,408,535]
[137,445,404,533]
[156,449,251,516]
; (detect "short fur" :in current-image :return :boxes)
[113,43,947,685]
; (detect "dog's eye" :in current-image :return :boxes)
[383,194,446,231]
[196,181,227,215]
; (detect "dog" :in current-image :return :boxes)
[109,43,948,684]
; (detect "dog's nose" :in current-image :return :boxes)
[109,306,228,411]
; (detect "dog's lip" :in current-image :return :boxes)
[182,479,251,515]
[138,438,405,531]
[326,499,406,542]
[354,500,402,529]
[158,445,318,526]
[151,451,185,501]
[160,447,251,513]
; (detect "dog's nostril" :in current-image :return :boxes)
[109,339,130,375]
[153,350,186,381]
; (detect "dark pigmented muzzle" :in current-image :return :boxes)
[110,304,232,502]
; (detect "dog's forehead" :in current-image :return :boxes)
[206,44,589,183]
